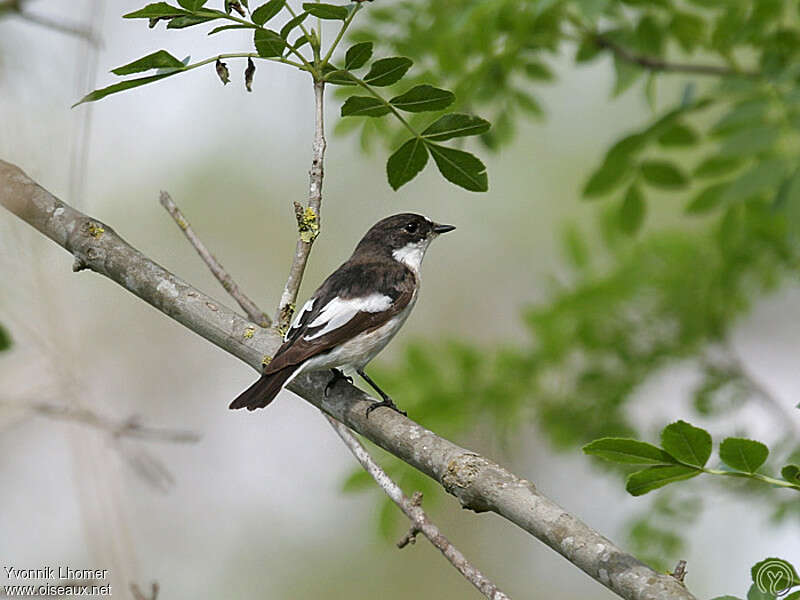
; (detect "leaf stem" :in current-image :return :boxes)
[320,3,360,66]
[202,9,315,72]
[284,2,314,49]
[185,52,303,71]
[346,73,420,139]
[702,468,799,490]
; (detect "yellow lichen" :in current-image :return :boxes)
[298,207,319,243]
[262,355,272,368]
[243,326,255,339]
[87,222,105,239]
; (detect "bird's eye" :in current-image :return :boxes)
[404,222,418,233]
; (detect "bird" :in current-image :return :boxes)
[229,213,456,416]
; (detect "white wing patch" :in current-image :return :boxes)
[304,293,393,341]
[286,297,316,340]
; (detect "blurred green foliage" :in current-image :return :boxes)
[341,0,800,562]
[345,0,800,234]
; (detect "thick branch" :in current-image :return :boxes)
[159,191,271,327]
[0,160,697,600]
[275,79,326,329]
[594,33,757,78]
[327,415,509,600]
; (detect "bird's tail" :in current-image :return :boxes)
[229,364,303,411]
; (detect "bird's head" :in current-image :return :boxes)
[355,213,455,272]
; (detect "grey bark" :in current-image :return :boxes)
[0,159,696,600]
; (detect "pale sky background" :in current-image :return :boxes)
[1,1,799,599]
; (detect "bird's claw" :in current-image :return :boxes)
[365,398,407,418]
[325,369,353,397]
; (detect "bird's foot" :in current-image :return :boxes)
[325,368,353,397]
[365,398,407,418]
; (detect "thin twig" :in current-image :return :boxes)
[670,560,687,583]
[593,33,758,78]
[130,582,159,600]
[160,191,271,328]
[1,399,200,443]
[326,414,511,600]
[1,2,101,45]
[275,79,326,329]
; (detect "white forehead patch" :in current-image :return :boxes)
[393,239,429,273]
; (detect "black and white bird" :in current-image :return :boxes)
[229,213,455,416]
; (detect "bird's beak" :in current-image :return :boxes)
[432,223,456,234]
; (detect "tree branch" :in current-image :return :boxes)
[327,415,510,600]
[159,185,506,596]
[0,1,100,44]
[2,399,200,443]
[593,33,758,78]
[159,191,271,327]
[275,79,326,329]
[0,159,697,600]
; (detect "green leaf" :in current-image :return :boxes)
[751,558,800,596]
[427,143,488,192]
[254,28,285,57]
[719,126,780,157]
[618,184,646,234]
[671,11,706,52]
[660,420,712,468]
[747,584,775,600]
[208,23,252,34]
[387,138,429,190]
[111,50,186,75]
[640,160,689,189]
[73,71,182,106]
[251,0,284,25]
[583,158,631,198]
[723,159,786,203]
[345,41,373,70]
[167,14,216,28]
[364,57,413,87]
[177,0,208,10]
[709,597,742,600]
[524,61,554,81]
[341,468,373,492]
[421,114,490,141]
[302,2,347,19]
[694,156,742,178]
[657,123,699,147]
[685,182,728,214]
[606,133,648,162]
[123,3,189,19]
[341,96,390,117]
[389,85,454,113]
[719,438,769,473]
[626,465,700,496]
[0,324,11,351]
[323,69,356,86]
[279,11,307,38]
[583,438,677,465]
[781,464,800,484]
[613,55,642,97]
[711,99,769,137]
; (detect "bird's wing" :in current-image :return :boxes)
[265,262,414,374]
